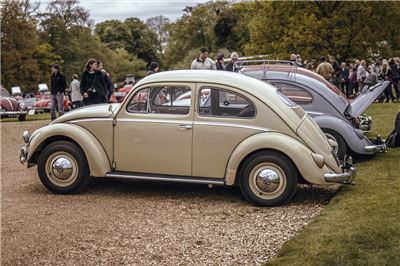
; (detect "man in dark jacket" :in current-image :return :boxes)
[340,62,350,97]
[50,64,67,120]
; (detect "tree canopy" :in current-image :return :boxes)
[1,0,399,92]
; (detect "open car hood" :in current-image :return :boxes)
[349,81,389,117]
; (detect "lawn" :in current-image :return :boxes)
[267,102,400,265]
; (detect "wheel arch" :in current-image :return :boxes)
[27,124,111,177]
[225,132,324,186]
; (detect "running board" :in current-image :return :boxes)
[105,172,225,185]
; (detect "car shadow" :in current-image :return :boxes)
[79,177,339,206]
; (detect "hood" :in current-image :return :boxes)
[349,81,389,117]
[0,97,19,111]
[51,103,119,124]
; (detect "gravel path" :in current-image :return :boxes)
[1,120,339,265]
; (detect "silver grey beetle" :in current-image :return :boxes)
[238,61,387,159]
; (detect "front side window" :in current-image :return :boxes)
[271,82,313,105]
[127,86,191,115]
[198,86,255,118]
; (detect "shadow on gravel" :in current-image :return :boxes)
[76,177,340,205]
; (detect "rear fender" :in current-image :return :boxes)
[27,124,111,177]
[225,132,331,185]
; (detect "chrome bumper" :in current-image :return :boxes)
[365,135,387,153]
[324,156,356,185]
[20,145,28,164]
[365,143,387,153]
[20,130,30,164]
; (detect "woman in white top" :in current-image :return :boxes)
[70,74,83,108]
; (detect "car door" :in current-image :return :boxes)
[193,84,263,179]
[113,83,194,176]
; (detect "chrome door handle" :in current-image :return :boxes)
[178,124,192,130]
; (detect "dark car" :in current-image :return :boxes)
[0,86,27,121]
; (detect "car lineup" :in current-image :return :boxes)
[20,70,359,207]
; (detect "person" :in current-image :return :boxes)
[97,60,114,102]
[147,61,160,75]
[70,74,83,109]
[380,61,395,102]
[49,64,67,120]
[191,47,216,70]
[296,54,304,67]
[357,60,368,91]
[216,53,225,70]
[225,52,239,72]
[389,58,400,101]
[330,56,341,88]
[316,56,334,81]
[340,62,350,97]
[80,59,108,105]
[289,54,297,63]
[370,57,382,76]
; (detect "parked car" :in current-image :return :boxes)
[114,84,133,103]
[238,62,387,158]
[20,70,356,206]
[0,86,27,121]
[33,92,72,113]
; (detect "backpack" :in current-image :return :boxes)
[386,112,400,147]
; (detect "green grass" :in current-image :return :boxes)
[1,112,51,122]
[267,102,400,266]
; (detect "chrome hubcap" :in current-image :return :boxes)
[46,152,78,187]
[51,157,73,180]
[249,163,287,200]
[255,169,281,193]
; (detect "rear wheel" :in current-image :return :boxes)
[239,151,298,206]
[38,141,89,194]
[322,128,347,160]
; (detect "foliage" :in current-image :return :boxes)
[244,1,400,62]
[146,15,170,54]
[95,18,159,64]
[1,0,41,92]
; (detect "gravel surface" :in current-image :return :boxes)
[1,120,339,265]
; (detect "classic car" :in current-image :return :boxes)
[33,92,72,113]
[0,86,27,121]
[20,70,355,207]
[237,61,387,159]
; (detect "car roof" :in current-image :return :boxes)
[133,70,302,127]
[241,68,350,114]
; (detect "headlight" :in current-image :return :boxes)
[19,102,26,110]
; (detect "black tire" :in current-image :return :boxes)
[239,151,298,207]
[37,141,89,194]
[18,114,26,121]
[322,128,347,160]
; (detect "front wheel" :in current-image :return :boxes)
[239,151,298,207]
[38,141,89,194]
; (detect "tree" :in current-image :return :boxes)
[146,15,170,54]
[1,0,41,92]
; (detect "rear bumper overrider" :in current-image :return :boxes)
[324,155,356,185]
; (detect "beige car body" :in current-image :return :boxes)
[21,70,355,205]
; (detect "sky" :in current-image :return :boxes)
[39,0,210,23]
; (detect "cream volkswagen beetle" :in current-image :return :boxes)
[20,70,355,206]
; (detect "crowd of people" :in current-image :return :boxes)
[48,48,400,120]
[311,55,400,102]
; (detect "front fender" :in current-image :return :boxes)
[225,132,336,186]
[27,123,111,177]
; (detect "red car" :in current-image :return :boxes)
[33,92,72,113]
[0,86,27,121]
[114,85,133,103]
